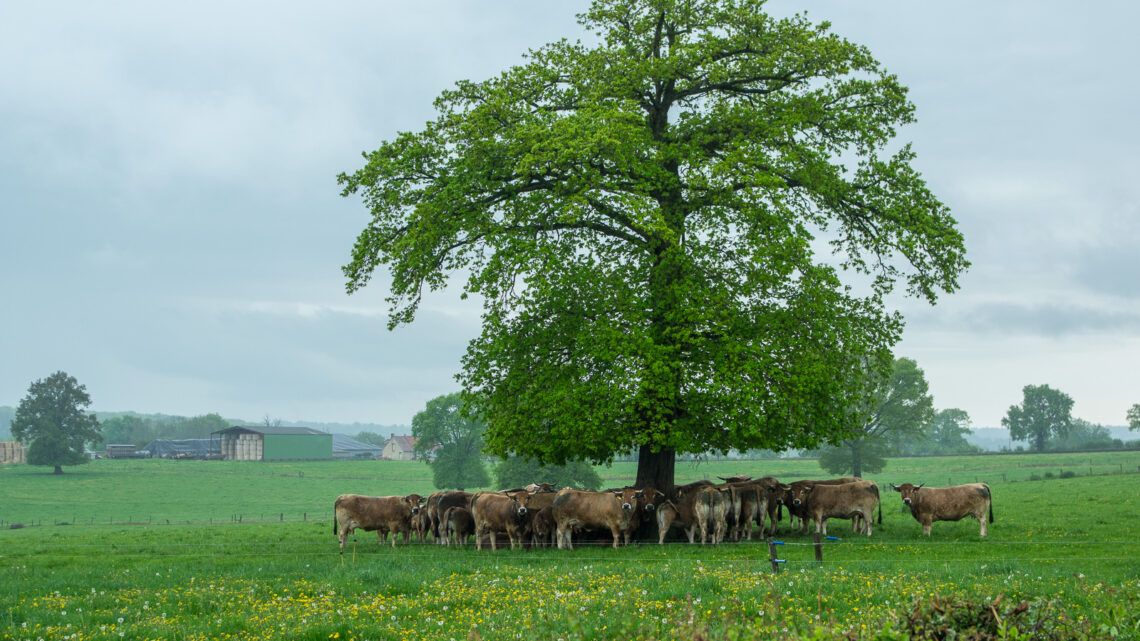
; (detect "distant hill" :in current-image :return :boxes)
[967,426,1137,451]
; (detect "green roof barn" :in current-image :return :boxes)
[213,426,332,461]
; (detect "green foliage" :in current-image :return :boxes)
[902,595,1085,641]
[340,0,967,475]
[99,415,156,446]
[820,357,934,475]
[1003,385,1075,452]
[494,455,603,490]
[818,438,888,476]
[352,431,389,447]
[1048,419,1116,452]
[11,371,101,473]
[893,408,980,456]
[1128,403,1140,431]
[411,393,489,490]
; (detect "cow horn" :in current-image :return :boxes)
[890,483,900,491]
[916,483,925,490]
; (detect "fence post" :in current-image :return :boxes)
[814,532,824,564]
[768,540,783,573]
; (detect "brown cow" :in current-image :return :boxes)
[530,506,557,547]
[693,485,730,544]
[656,480,714,544]
[441,506,474,546]
[891,482,993,537]
[520,489,559,547]
[790,480,880,537]
[333,493,425,552]
[428,491,473,544]
[779,477,860,534]
[471,491,533,551]
[552,488,643,549]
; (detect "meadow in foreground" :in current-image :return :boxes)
[2,454,1139,640]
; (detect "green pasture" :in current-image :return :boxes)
[2,453,1139,640]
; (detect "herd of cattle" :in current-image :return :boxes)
[333,475,994,552]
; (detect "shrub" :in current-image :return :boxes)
[903,594,1083,640]
[1059,470,1076,479]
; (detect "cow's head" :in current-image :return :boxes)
[791,484,813,507]
[513,491,532,517]
[612,488,642,512]
[638,487,662,512]
[405,494,426,514]
[891,483,924,506]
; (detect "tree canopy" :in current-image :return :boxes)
[1128,404,1140,431]
[1002,384,1074,452]
[411,393,490,490]
[11,371,102,474]
[340,0,967,489]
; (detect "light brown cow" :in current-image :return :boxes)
[441,506,474,546]
[333,493,425,552]
[470,491,533,551]
[551,488,643,549]
[779,477,860,534]
[891,482,993,537]
[790,480,880,537]
[655,501,686,544]
[692,485,730,544]
[716,481,771,541]
[656,480,714,544]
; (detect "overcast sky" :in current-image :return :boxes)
[2,1,1137,429]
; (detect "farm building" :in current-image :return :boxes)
[332,434,383,460]
[212,426,333,461]
[381,434,417,460]
[0,440,26,464]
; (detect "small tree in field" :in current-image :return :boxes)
[11,371,102,474]
[1002,384,1074,452]
[1128,404,1140,431]
[412,393,490,490]
[817,357,934,477]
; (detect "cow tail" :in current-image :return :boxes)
[870,483,882,524]
[332,500,338,536]
[986,485,995,523]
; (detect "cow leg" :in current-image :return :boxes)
[922,518,933,536]
[979,512,988,537]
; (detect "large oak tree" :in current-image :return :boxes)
[11,371,102,475]
[340,0,967,491]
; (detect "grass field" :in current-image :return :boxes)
[2,453,1139,640]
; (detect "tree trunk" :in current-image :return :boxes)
[53,465,63,475]
[850,441,863,478]
[635,445,675,492]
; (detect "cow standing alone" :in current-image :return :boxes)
[892,482,993,537]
